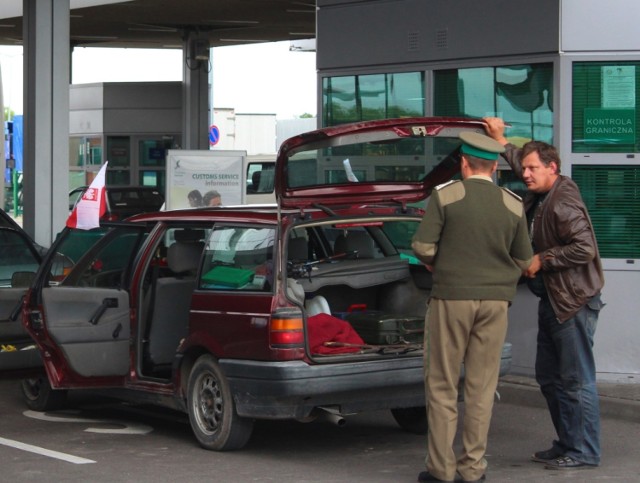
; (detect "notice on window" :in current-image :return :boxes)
[602,66,636,108]
[166,150,245,209]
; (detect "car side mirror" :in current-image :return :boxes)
[12,271,36,288]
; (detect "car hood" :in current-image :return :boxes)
[275,117,487,209]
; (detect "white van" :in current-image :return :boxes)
[165,150,275,209]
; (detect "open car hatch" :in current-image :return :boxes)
[275,117,487,209]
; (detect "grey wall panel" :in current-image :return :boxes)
[70,84,104,110]
[69,109,103,134]
[102,108,182,134]
[317,0,560,70]
[561,0,640,51]
[103,82,182,109]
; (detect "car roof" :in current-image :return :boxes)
[126,205,285,224]
[124,202,422,226]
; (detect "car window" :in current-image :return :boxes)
[315,220,421,265]
[107,189,165,212]
[285,135,459,189]
[199,226,275,292]
[0,228,40,287]
[246,162,275,195]
[322,226,384,259]
[381,220,422,265]
[53,227,147,288]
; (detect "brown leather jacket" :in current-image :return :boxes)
[503,144,604,322]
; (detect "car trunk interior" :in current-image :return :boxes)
[286,220,431,359]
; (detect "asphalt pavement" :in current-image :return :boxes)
[1,377,639,482]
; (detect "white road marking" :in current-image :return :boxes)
[0,436,95,464]
[23,410,153,435]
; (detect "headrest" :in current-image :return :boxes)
[288,237,308,261]
[334,231,375,258]
[174,229,205,243]
[167,242,203,274]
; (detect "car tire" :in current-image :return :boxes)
[187,354,254,451]
[391,406,428,434]
[21,376,67,411]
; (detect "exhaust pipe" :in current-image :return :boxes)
[316,409,346,427]
[316,406,347,427]
[298,407,347,427]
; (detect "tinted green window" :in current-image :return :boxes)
[106,136,130,167]
[434,63,554,144]
[0,228,40,287]
[572,62,640,153]
[322,72,425,127]
[572,166,640,259]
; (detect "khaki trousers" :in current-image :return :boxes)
[425,298,508,482]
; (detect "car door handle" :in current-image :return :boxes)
[89,297,119,325]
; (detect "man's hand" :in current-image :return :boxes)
[524,254,542,278]
[482,117,509,145]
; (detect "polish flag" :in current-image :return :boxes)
[66,162,108,230]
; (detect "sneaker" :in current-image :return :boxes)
[417,471,453,482]
[544,456,597,470]
[531,447,563,463]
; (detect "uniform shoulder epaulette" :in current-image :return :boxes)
[435,180,459,191]
[500,186,522,201]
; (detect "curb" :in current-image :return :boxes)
[497,380,640,424]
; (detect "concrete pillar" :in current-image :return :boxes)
[182,31,210,150]
[0,65,4,207]
[22,0,70,246]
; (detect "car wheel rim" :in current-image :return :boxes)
[194,372,223,435]
[22,378,42,401]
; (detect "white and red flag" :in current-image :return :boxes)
[66,162,108,230]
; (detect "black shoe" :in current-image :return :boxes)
[456,474,486,483]
[544,456,597,470]
[531,447,563,463]
[417,471,453,482]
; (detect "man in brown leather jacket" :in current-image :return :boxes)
[484,117,605,471]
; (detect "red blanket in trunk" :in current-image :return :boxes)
[307,313,366,354]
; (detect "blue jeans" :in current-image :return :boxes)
[535,294,603,466]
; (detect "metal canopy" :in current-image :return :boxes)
[0,0,316,48]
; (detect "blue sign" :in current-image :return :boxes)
[208,125,220,146]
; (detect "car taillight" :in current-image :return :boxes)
[270,312,304,348]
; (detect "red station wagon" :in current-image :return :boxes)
[17,118,512,450]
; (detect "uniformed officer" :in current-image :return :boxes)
[412,131,533,483]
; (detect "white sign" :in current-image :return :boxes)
[166,150,246,210]
[602,65,636,108]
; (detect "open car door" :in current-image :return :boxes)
[25,225,148,387]
[0,227,42,375]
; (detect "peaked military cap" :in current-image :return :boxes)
[459,131,505,161]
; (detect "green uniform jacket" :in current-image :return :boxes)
[412,176,532,302]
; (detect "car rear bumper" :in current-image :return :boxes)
[220,356,426,419]
[220,342,511,420]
